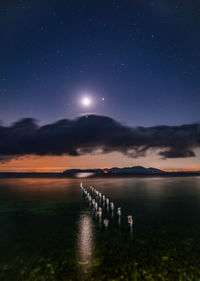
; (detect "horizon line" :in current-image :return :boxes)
[0,168,200,173]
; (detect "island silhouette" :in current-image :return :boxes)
[1,166,200,178]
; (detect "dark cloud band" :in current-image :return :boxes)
[0,115,199,161]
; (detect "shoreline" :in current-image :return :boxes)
[0,172,200,178]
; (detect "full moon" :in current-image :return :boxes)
[82,97,91,106]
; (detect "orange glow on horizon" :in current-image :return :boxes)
[0,151,200,173]
[165,168,200,172]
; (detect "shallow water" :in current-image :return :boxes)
[0,177,200,281]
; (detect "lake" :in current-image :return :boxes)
[0,176,200,281]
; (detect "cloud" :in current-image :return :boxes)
[0,115,200,162]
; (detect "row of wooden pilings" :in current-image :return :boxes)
[80,182,133,228]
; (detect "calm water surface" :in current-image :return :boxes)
[0,177,200,281]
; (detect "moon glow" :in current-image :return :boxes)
[82,97,91,106]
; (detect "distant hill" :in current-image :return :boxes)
[63,166,164,176]
[0,169,200,178]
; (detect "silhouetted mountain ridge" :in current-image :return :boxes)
[63,166,164,175]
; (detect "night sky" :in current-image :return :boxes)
[0,0,200,171]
